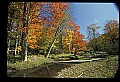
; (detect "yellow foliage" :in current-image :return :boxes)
[17,46,22,51]
[53,45,57,48]
[66,43,70,45]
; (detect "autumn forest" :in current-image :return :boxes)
[7,2,119,78]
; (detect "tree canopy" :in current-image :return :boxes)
[7,2,86,61]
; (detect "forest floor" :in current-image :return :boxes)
[53,55,119,78]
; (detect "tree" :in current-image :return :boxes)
[7,2,87,61]
[19,2,32,61]
[86,23,100,41]
[62,28,73,54]
[8,2,24,62]
[103,20,119,54]
[72,25,86,50]
[86,20,119,55]
[61,21,87,54]
[86,23,100,51]
[8,2,40,61]
[46,2,70,58]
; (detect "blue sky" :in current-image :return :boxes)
[70,3,119,39]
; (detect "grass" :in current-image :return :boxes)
[49,54,92,61]
[7,53,80,71]
[7,54,53,70]
[54,55,119,78]
[49,54,71,59]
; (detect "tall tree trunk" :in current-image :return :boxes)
[24,3,28,61]
[24,2,31,61]
[46,13,67,58]
[46,27,60,58]
[7,39,10,55]
[20,30,23,59]
[21,2,28,61]
[15,35,18,56]
[21,32,25,61]
[14,35,18,63]
[24,44,28,61]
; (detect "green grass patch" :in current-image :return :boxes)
[55,58,71,61]
[49,54,72,59]
[49,54,93,60]
[7,54,53,70]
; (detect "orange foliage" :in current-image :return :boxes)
[49,2,70,28]
[71,22,86,50]
[19,2,86,50]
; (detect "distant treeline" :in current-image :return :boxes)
[86,20,119,55]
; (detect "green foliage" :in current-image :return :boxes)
[7,55,15,62]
